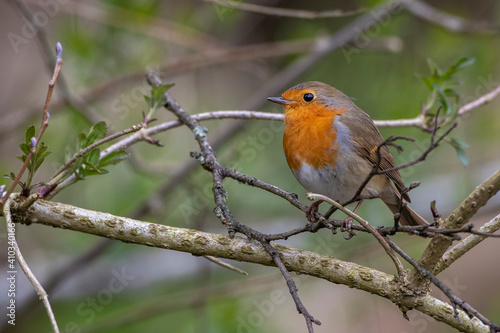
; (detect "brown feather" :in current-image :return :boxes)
[337,106,411,202]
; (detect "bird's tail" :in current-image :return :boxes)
[385,202,428,226]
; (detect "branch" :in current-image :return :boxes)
[409,169,500,286]
[308,193,404,276]
[387,238,500,332]
[459,83,500,116]
[146,73,321,330]
[204,0,365,19]
[403,0,499,33]
[49,122,144,184]
[9,0,101,124]
[10,199,492,333]
[0,42,62,209]
[4,196,60,333]
[435,213,500,274]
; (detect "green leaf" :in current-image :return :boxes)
[25,125,36,145]
[432,83,451,115]
[98,151,129,168]
[449,137,469,167]
[450,137,469,149]
[65,146,73,163]
[3,173,16,180]
[442,57,475,80]
[85,121,107,147]
[81,162,108,177]
[152,84,174,102]
[146,83,174,112]
[19,143,30,155]
[77,133,87,150]
[426,58,441,77]
[87,148,101,165]
[420,76,433,91]
[454,146,469,167]
[34,147,51,172]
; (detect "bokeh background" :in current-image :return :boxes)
[1,1,500,332]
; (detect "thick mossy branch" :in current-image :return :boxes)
[11,198,491,333]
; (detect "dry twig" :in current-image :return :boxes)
[204,0,364,19]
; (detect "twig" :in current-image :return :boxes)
[15,199,494,332]
[260,241,321,331]
[243,0,403,109]
[377,113,457,176]
[49,123,143,183]
[0,42,62,209]
[308,193,404,277]
[203,256,248,275]
[9,0,101,124]
[51,0,225,52]
[403,0,499,33]
[146,72,321,332]
[435,213,500,275]
[386,238,500,332]
[204,0,364,19]
[4,196,60,333]
[410,169,500,286]
[85,274,283,333]
[458,84,500,115]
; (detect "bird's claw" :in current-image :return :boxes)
[341,217,358,240]
[306,200,323,222]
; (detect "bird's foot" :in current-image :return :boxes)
[340,217,358,240]
[306,200,324,222]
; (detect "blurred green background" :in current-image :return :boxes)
[1,0,499,332]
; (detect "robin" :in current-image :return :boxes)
[268,81,427,226]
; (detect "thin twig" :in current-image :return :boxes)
[203,256,248,275]
[49,123,143,183]
[260,241,320,332]
[204,0,364,19]
[9,0,101,124]
[0,43,62,209]
[308,193,405,277]
[410,169,500,286]
[387,238,500,332]
[4,196,60,333]
[458,84,500,115]
[147,72,321,332]
[403,0,499,33]
[435,213,500,275]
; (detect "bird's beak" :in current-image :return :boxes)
[267,96,291,105]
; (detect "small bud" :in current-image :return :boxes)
[56,42,63,59]
[409,181,421,189]
[30,137,38,151]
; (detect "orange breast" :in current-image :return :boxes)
[283,104,346,172]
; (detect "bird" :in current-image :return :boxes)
[267,81,427,226]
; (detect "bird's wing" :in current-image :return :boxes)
[339,108,411,202]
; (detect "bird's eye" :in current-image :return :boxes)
[303,93,314,102]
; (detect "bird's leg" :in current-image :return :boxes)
[306,200,324,222]
[341,200,363,240]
